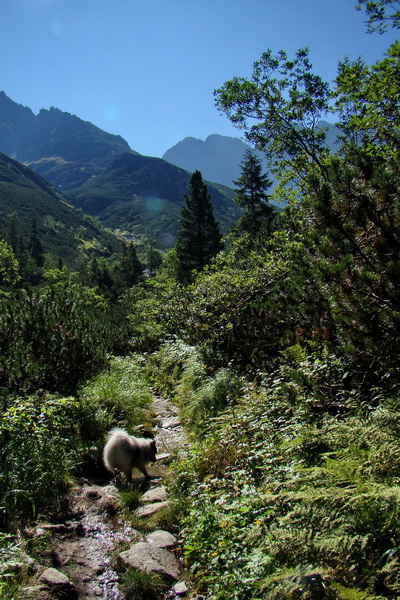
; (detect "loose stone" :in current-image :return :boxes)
[136,499,169,518]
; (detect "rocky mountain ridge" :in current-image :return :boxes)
[0,92,241,248]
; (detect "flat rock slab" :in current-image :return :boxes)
[40,568,72,586]
[136,500,169,518]
[152,397,179,418]
[156,452,170,461]
[146,530,176,548]
[141,485,168,503]
[119,542,182,581]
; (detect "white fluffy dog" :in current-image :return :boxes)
[103,428,157,482]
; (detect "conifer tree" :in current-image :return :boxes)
[120,242,143,287]
[233,149,274,236]
[6,216,19,254]
[176,170,223,283]
[146,243,163,276]
[28,216,45,268]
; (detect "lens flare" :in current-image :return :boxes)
[49,15,62,35]
[161,232,174,247]
[103,104,121,123]
[146,197,162,212]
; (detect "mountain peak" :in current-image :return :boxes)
[0,93,133,189]
[163,134,250,187]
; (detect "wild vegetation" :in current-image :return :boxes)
[0,1,400,598]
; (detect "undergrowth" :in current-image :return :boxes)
[78,354,153,443]
[149,339,400,599]
[119,568,168,600]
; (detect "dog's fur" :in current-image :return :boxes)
[103,428,157,482]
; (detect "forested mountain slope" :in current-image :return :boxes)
[0,151,121,268]
[69,151,240,247]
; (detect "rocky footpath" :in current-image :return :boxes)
[18,395,190,599]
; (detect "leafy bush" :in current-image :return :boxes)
[0,394,80,529]
[126,276,190,353]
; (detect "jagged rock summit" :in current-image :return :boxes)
[0,91,132,190]
[0,92,241,247]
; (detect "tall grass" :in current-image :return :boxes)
[78,355,153,444]
[0,394,80,529]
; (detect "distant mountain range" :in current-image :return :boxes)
[0,92,240,250]
[163,135,251,188]
[0,91,132,190]
[0,92,340,260]
[162,123,341,189]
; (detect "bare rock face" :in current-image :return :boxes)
[118,541,182,581]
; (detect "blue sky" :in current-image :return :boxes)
[1,0,398,158]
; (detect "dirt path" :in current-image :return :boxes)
[22,395,188,599]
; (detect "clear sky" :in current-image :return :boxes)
[1,0,398,158]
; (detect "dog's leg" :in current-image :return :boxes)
[138,463,151,479]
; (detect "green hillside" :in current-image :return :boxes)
[0,152,121,268]
[70,152,241,247]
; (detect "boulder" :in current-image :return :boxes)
[40,567,78,598]
[141,485,169,503]
[119,542,182,581]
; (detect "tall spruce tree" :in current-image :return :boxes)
[234,149,274,236]
[176,170,223,283]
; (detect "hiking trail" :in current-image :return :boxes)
[21,395,189,599]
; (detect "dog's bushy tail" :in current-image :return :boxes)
[103,428,129,473]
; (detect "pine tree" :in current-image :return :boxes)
[146,243,163,276]
[176,170,223,283]
[233,149,274,236]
